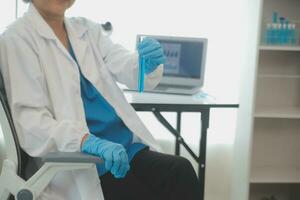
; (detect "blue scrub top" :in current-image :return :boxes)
[68,42,147,176]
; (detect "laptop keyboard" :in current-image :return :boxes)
[155,84,195,90]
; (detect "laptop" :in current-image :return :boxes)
[134,34,208,95]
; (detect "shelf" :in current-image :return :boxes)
[258,74,300,79]
[259,46,300,51]
[255,106,300,119]
[251,166,300,183]
[250,183,300,200]
[251,0,300,196]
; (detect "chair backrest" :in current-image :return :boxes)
[0,71,21,200]
[0,69,47,199]
[0,69,39,177]
[0,71,21,175]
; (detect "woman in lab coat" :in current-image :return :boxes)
[0,0,200,199]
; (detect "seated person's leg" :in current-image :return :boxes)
[100,168,160,200]
[131,149,201,200]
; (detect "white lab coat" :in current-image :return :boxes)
[0,4,163,200]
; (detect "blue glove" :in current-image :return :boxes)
[137,37,166,74]
[81,134,130,178]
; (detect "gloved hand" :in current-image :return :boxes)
[81,134,130,178]
[137,37,166,74]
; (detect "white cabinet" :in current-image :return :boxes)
[250,0,300,199]
[250,184,300,200]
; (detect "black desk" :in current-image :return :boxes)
[125,91,239,199]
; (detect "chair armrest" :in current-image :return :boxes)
[0,152,103,200]
[42,152,103,164]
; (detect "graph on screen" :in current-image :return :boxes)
[161,43,181,75]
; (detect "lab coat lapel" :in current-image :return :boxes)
[64,19,88,70]
[72,38,88,68]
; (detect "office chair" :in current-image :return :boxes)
[0,72,103,200]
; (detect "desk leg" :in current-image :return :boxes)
[153,111,198,161]
[175,112,181,156]
[199,109,210,199]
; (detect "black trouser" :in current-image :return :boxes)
[100,149,201,200]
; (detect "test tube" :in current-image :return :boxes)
[138,56,145,93]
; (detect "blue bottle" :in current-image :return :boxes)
[291,24,298,45]
[265,23,272,44]
[279,17,285,45]
[283,20,289,45]
[271,23,279,45]
[272,12,278,23]
[287,24,293,45]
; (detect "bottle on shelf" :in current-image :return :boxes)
[287,23,293,45]
[284,20,289,44]
[291,24,298,45]
[265,23,272,44]
[272,23,279,45]
[263,11,299,46]
[272,12,279,45]
[272,12,278,24]
[279,17,285,45]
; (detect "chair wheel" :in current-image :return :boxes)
[17,189,33,200]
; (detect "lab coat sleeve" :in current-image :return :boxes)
[97,28,164,90]
[0,35,87,157]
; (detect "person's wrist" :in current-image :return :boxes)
[80,133,89,149]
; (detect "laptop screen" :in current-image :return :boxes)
[137,35,207,80]
[159,39,204,79]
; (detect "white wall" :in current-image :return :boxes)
[0,0,16,33]
[231,0,262,199]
